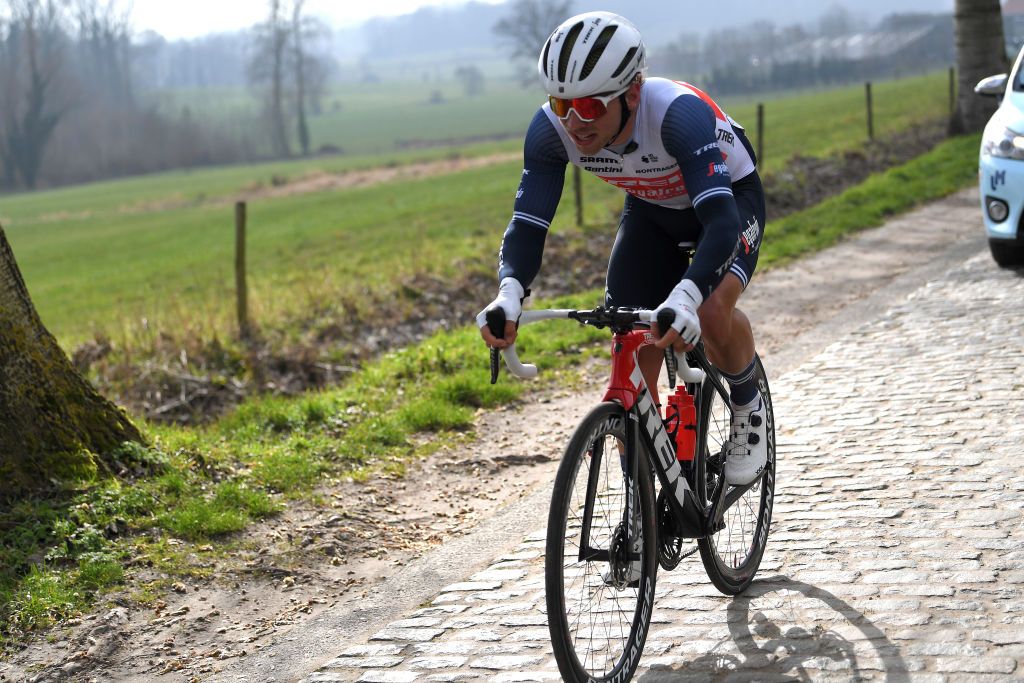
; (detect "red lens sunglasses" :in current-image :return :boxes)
[548,85,630,122]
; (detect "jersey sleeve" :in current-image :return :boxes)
[496,108,568,287]
[661,96,742,299]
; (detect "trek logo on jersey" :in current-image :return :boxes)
[693,142,719,156]
[717,129,735,145]
[707,161,729,177]
[741,217,761,254]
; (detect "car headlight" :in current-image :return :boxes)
[982,126,1024,160]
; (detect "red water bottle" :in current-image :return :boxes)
[666,386,696,461]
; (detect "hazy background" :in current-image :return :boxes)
[0,0,1001,192]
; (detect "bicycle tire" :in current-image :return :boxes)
[696,356,776,595]
[546,401,658,682]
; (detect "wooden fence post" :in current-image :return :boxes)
[865,81,874,141]
[949,66,956,114]
[756,103,764,168]
[573,166,583,227]
[235,201,250,339]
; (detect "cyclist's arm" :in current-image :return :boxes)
[496,108,569,288]
[662,96,743,301]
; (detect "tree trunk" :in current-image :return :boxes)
[269,0,291,158]
[950,0,1006,134]
[0,223,143,491]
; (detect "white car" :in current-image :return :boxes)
[977,45,1024,266]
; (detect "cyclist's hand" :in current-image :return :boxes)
[654,279,703,350]
[476,277,524,348]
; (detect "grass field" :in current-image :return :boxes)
[1,71,953,348]
[153,71,952,162]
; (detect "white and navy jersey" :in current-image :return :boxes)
[545,78,755,209]
[498,78,760,300]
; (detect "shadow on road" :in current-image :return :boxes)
[639,575,909,682]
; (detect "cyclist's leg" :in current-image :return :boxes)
[699,171,766,385]
[697,172,768,485]
[606,194,696,406]
[700,273,754,374]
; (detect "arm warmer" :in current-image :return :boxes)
[496,109,568,287]
[661,95,743,299]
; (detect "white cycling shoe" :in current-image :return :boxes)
[724,395,768,486]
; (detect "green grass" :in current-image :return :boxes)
[761,133,982,266]
[719,72,952,172]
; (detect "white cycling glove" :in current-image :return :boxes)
[476,277,525,332]
[655,279,703,346]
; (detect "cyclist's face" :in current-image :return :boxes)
[559,84,638,154]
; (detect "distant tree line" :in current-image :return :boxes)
[651,12,955,95]
[0,0,334,192]
[0,0,254,191]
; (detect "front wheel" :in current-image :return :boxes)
[546,402,658,682]
[696,357,776,594]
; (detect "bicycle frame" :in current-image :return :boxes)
[494,307,765,540]
[603,328,706,538]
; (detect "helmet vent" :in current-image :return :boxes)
[558,21,585,82]
[579,25,617,81]
[611,46,639,79]
[541,38,551,77]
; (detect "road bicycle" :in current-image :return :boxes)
[486,305,775,682]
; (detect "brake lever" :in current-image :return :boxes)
[485,308,506,385]
[489,348,500,384]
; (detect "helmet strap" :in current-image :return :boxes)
[606,93,632,148]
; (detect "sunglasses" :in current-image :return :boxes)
[548,85,630,122]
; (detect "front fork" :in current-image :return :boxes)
[624,408,642,563]
[576,410,642,566]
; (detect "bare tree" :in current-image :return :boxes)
[73,0,134,105]
[0,222,143,492]
[493,0,574,87]
[950,0,1006,134]
[291,0,309,156]
[249,0,292,157]
[290,0,328,156]
[0,0,72,189]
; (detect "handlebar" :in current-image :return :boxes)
[485,306,705,384]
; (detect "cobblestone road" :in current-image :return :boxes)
[303,247,1024,682]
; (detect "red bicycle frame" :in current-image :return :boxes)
[603,329,656,410]
[599,326,707,537]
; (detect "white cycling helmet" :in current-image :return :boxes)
[538,11,646,98]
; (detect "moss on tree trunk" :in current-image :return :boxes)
[0,223,143,492]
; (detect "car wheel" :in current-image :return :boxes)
[989,240,1024,268]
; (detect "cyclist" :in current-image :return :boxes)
[476,11,767,487]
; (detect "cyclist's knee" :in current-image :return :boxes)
[699,297,733,345]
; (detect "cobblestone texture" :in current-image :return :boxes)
[303,251,1024,681]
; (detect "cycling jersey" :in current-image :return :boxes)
[498,77,760,302]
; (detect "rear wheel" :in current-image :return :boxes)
[696,358,775,595]
[546,402,657,682]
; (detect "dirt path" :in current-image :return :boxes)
[0,187,984,683]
